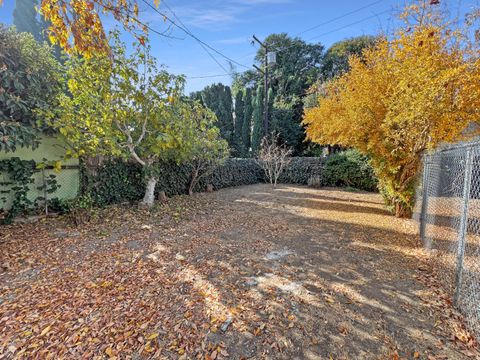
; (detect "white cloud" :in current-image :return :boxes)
[163,0,292,30]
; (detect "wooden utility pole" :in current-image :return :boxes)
[252,35,270,136]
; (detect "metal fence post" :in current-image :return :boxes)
[420,157,430,249]
[454,148,473,306]
[42,168,48,216]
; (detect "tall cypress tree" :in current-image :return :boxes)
[267,87,274,133]
[197,83,234,149]
[222,86,234,145]
[13,0,41,41]
[251,85,264,154]
[233,90,245,157]
[242,88,253,157]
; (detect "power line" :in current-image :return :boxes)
[96,2,185,41]
[185,8,392,80]
[161,0,229,74]
[187,73,236,79]
[295,0,385,36]
[139,0,250,69]
[270,9,391,56]
[236,0,388,61]
[306,9,391,42]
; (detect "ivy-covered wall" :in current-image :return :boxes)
[0,134,79,210]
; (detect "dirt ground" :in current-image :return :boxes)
[0,184,479,359]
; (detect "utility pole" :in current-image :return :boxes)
[252,35,275,137]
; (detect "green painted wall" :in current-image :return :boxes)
[0,134,79,210]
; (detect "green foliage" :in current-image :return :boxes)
[50,34,185,164]
[270,101,304,153]
[254,34,323,103]
[0,157,35,223]
[233,90,245,157]
[13,0,41,41]
[321,150,377,192]
[35,171,61,209]
[48,33,222,206]
[237,33,324,154]
[191,83,234,148]
[0,157,65,222]
[184,101,229,194]
[63,193,96,226]
[278,157,324,185]
[202,158,263,189]
[0,26,63,152]
[251,85,264,154]
[82,156,364,208]
[0,121,40,152]
[82,158,263,207]
[242,88,253,157]
[321,35,378,80]
[81,159,144,207]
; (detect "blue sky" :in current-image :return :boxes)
[1,0,478,93]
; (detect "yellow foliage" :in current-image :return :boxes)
[304,14,480,217]
[35,0,150,56]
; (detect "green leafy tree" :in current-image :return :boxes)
[233,90,244,157]
[320,35,378,80]
[187,102,229,195]
[235,33,324,154]
[13,0,41,41]
[251,85,264,154]
[0,26,63,152]
[242,88,253,157]
[48,34,199,207]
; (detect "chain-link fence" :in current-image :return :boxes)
[0,165,79,217]
[415,140,480,340]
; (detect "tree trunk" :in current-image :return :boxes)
[395,201,413,218]
[189,168,199,196]
[141,176,157,207]
[157,191,168,204]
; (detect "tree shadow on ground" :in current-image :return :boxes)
[0,184,475,359]
[170,184,471,359]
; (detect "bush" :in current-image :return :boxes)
[201,158,264,190]
[63,194,96,226]
[321,150,377,191]
[81,159,144,207]
[278,157,324,184]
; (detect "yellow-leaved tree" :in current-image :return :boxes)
[303,2,480,217]
[1,0,165,56]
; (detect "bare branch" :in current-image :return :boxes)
[256,133,293,187]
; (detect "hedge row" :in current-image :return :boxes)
[278,157,324,184]
[81,158,264,207]
[82,152,377,207]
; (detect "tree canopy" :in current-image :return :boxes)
[47,34,226,206]
[234,33,324,154]
[190,83,234,149]
[320,35,378,80]
[0,25,63,152]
